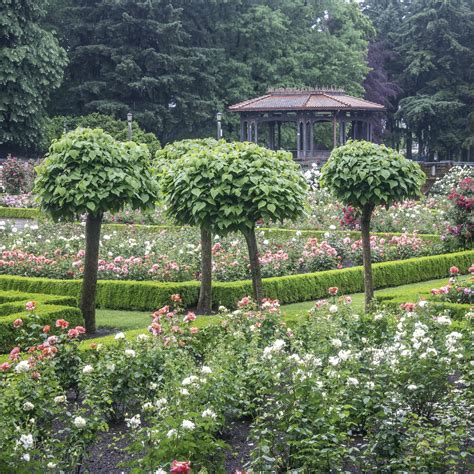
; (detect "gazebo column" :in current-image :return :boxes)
[246,121,252,141]
[332,113,337,148]
[240,118,250,142]
[253,121,258,143]
[310,120,314,157]
[268,122,275,149]
[277,122,282,150]
[339,120,345,145]
[302,120,308,158]
[296,120,302,159]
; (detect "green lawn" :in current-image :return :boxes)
[96,275,459,333]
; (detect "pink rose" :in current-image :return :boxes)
[13,318,23,328]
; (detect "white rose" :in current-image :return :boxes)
[329,305,338,313]
[22,401,34,411]
[181,419,195,430]
[54,395,66,404]
[202,408,217,420]
[166,429,177,438]
[15,360,30,373]
[73,416,87,428]
[201,366,212,374]
[19,433,34,450]
[82,365,94,374]
[125,349,136,358]
[114,332,126,340]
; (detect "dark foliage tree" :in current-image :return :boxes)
[0,0,67,151]
[45,0,372,145]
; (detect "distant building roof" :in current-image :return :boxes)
[228,87,385,112]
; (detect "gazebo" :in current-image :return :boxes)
[228,87,384,166]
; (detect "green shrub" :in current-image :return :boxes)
[0,207,40,219]
[0,291,82,353]
[0,250,471,313]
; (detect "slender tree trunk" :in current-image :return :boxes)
[80,213,102,334]
[360,205,374,312]
[243,225,263,304]
[196,226,212,314]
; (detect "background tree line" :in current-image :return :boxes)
[1,0,473,160]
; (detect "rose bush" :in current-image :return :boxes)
[0,293,470,472]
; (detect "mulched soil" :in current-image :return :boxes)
[79,418,252,473]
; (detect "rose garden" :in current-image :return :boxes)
[1,1,473,472]
[0,133,472,473]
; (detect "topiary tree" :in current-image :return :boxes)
[321,140,425,311]
[161,141,308,305]
[34,128,159,333]
[157,138,221,314]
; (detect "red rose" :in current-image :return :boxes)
[170,460,191,474]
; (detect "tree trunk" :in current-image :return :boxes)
[196,226,212,314]
[360,205,374,312]
[80,213,102,334]
[243,226,263,304]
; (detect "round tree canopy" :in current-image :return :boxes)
[34,127,159,220]
[161,141,308,233]
[320,140,425,210]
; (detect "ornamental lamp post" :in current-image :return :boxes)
[127,112,133,141]
[216,112,222,140]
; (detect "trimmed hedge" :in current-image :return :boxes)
[376,285,472,320]
[0,207,40,219]
[102,222,440,242]
[0,207,440,243]
[0,250,471,312]
[0,290,83,353]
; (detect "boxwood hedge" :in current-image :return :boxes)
[0,250,471,312]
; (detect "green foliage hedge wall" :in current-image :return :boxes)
[0,251,471,312]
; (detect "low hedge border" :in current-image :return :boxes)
[376,288,472,320]
[0,207,440,242]
[0,250,471,312]
[0,207,40,219]
[102,223,440,242]
[0,290,83,353]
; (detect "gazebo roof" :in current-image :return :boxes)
[228,87,385,112]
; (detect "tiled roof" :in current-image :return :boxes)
[228,88,384,112]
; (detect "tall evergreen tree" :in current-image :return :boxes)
[47,0,222,143]
[395,0,474,160]
[0,0,67,151]
[46,0,372,144]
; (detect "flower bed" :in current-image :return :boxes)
[0,294,471,471]
[0,222,446,282]
[0,291,82,353]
